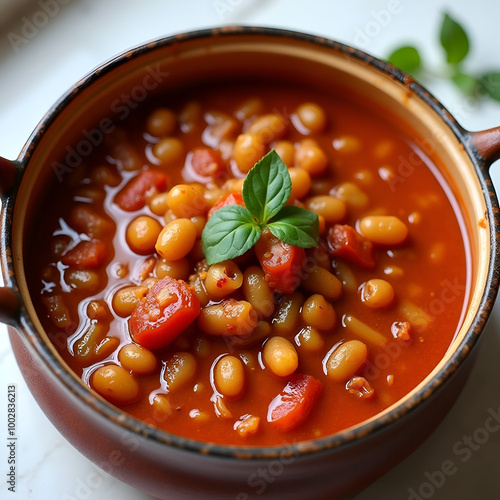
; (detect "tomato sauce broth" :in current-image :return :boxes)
[27,79,469,446]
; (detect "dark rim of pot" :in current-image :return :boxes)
[11,26,500,460]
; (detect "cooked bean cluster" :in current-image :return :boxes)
[32,82,467,445]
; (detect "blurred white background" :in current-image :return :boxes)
[1,1,500,499]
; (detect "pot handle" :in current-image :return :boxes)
[0,155,17,195]
[468,126,500,168]
[0,288,19,326]
[0,155,21,326]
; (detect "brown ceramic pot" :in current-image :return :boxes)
[1,27,500,500]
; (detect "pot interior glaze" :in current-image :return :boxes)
[3,27,498,496]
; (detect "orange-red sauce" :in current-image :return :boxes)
[27,80,469,446]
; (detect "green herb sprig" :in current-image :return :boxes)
[388,12,500,102]
[202,150,319,265]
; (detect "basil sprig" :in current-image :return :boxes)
[202,150,319,265]
[387,12,500,102]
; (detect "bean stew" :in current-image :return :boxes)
[28,80,470,446]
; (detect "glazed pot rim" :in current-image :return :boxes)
[5,25,500,460]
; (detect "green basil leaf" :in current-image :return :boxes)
[451,72,478,95]
[478,72,500,101]
[242,150,291,224]
[440,13,469,64]
[388,46,422,74]
[202,205,261,265]
[267,206,319,248]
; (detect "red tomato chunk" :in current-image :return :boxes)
[130,277,200,350]
[327,224,375,269]
[208,191,245,218]
[61,240,108,269]
[267,374,323,432]
[115,170,167,211]
[255,229,306,294]
[190,147,225,179]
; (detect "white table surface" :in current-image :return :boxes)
[1,1,500,499]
